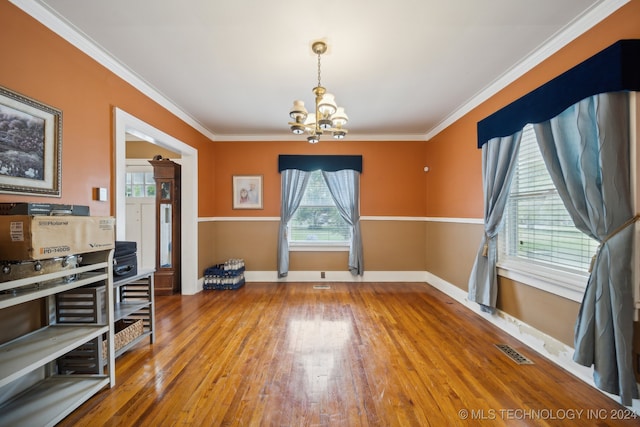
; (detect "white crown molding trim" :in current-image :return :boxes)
[10,0,216,142]
[212,133,429,142]
[424,0,630,141]
[8,0,429,144]
[12,1,627,144]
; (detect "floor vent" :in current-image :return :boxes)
[495,344,534,365]
[313,285,331,290]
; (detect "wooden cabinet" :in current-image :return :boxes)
[149,159,181,295]
[0,249,115,426]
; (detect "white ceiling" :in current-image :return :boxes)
[16,0,626,141]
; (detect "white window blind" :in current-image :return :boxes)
[289,170,350,244]
[500,124,598,274]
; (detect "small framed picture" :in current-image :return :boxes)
[232,175,263,209]
[0,86,63,197]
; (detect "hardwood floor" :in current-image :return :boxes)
[59,282,639,426]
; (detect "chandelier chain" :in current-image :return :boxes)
[317,51,322,88]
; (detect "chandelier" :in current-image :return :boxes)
[288,41,348,143]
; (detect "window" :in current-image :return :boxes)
[289,170,350,246]
[125,171,156,198]
[499,124,599,295]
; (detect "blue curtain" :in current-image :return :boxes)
[278,155,362,173]
[468,131,522,311]
[322,170,364,275]
[477,40,640,147]
[277,169,310,277]
[533,92,638,405]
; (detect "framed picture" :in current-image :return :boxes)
[232,175,263,209]
[0,86,62,197]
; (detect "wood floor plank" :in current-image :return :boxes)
[57,282,639,426]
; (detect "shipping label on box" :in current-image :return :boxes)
[0,215,115,261]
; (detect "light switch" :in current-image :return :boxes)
[95,187,108,201]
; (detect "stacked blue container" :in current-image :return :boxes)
[203,259,245,290]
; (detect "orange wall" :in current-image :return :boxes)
[426,0,640,219]
[3,0,639,221]
[0,2,215,217]
[213,140,427,217]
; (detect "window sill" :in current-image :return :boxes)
[289,243,349,252]
[496,259,588,303]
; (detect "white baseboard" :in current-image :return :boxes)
[423,271,633,409]
[243,270,429,283]
[196,269,635,409]
[196,270,427,291]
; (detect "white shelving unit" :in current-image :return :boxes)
[112,268,155,357]
[0,249,115,427]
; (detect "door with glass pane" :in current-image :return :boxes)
[125,167,156,270]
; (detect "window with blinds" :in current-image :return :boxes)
[499,124,598,274]
[289,170,350,244]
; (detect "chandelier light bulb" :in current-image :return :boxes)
[318,93,337,116]
[332,107,349,127]
[289,100,308,121]
[304,114,316,127]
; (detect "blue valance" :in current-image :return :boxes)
[278,155,363,173]
[477,39,640,147]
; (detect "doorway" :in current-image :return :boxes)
[114,108,199,295]
[123,157,159,271]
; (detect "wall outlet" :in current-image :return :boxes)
[320,271,325,279]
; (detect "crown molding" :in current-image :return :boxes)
[424,0,630,141]
[10,0,217,142]
[11,0,628,143]
[212,133,429,142]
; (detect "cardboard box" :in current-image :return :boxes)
[0,215,115,261]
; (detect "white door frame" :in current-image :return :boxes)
[114,107,199,295]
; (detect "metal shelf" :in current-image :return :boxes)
[0,262,109,293]
[113,268,155,351]
[0,376,110,427]
[0,248,115,426]
[0,272,107,310]
[0,324,108,388]
[114,301,151,320]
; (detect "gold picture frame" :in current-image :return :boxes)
[0,86,62,197]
